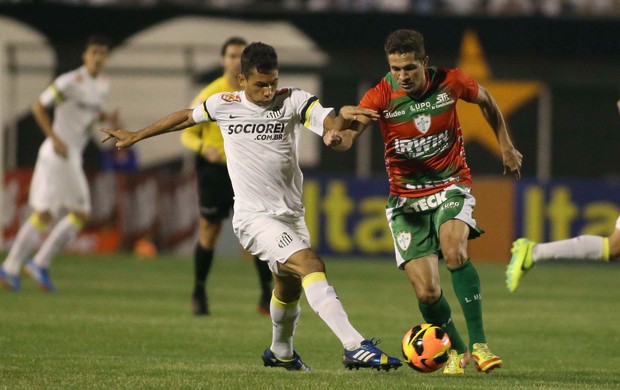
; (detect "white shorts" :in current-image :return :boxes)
[29,140,91,216]
[616,214,620,230]
[233,213,311,274]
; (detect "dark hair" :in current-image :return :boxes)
[85,34,111,50]
[384,29,426,60]
[241,42,278,77]
[220,37,247,57]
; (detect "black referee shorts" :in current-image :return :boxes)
[195,155,234,222]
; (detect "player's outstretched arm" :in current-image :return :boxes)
[323,106,378,151]
[476,86,522,179]
[100,108,196,149]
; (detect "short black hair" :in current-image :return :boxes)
[220,37,247,57]
[241,42,278,78]
[85,34,111,50]
[384,29,426,60]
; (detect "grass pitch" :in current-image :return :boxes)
[1,253,619,389]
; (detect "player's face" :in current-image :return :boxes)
[387,52,428,95]
[83,44,109,77]
[240,68,279,107]
[221,44,245,81]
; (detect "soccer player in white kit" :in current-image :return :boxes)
[0,35,120,292]
[100,42,402,372]
[506,100,620,292]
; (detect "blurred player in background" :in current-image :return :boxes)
[506,99,620,292]
[0,35,121,292]
[181,37,273,316]
[324,29,522,375]
[101,42,402,372]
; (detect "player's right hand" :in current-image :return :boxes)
[99,128,136,149]
[51,137,68,158]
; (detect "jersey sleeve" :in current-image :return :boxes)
[191,93,218,124]
[292,89,334,136]
[359,83,386,111]
[451,68,479,103]
[38,72,74,107]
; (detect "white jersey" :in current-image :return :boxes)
[192,88,333,219]
[39,65,110,154]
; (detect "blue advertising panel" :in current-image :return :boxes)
[514,178,620,242]
[303,175,392,257]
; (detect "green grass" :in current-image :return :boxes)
[1,253,619,389]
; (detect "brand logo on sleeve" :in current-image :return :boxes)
[221,93,241,102]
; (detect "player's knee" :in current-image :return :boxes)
[416,285,442,305]
[442,246,467,267]
[69,212,89,227]
[34,211,53,225]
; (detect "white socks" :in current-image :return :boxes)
[2,217,44,275]
[533,235,607,262]
[302,272,364,351]
[269,294,301,359]
[33,214,82,268]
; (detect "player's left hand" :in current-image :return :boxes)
[100,128,136,149]
[339,106,379,123]
[502,147,523,179]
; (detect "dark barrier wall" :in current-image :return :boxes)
[2,4,620,180]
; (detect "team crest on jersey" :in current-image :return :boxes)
[221,93,241,102]
[414,114,431,134]
[396,231,411,251]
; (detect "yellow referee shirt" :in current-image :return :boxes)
[181,76,238,163]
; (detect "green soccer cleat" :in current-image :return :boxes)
[506,238,536,293]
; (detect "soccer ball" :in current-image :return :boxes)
[402,323,451,373]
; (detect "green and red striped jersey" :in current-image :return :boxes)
[360,67,479,198]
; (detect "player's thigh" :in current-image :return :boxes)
[234,214,311,275]
[29,152,83,214]
[387,209,439,269]
[61,161,91,214]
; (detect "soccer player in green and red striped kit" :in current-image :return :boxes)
[324,29,523,375]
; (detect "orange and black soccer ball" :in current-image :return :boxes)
[402,323,451,373]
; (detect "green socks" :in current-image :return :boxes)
[418,293,467,353]
[449,259,486,350]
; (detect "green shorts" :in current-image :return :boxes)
[385,184,483,269]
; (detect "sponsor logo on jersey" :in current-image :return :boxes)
[221,93,241,102]
[409,101,431,114]
[405,191,448,213]
[394,129,450,160]
[404,177,456,190]
[226,122,286,141]
[396,231,411,251]
[434,92,454,109]
[277,232,293,248]
[227,122,285,135]
[413,114,432,134]
[437,92,450,103]
[384,109,405,119]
